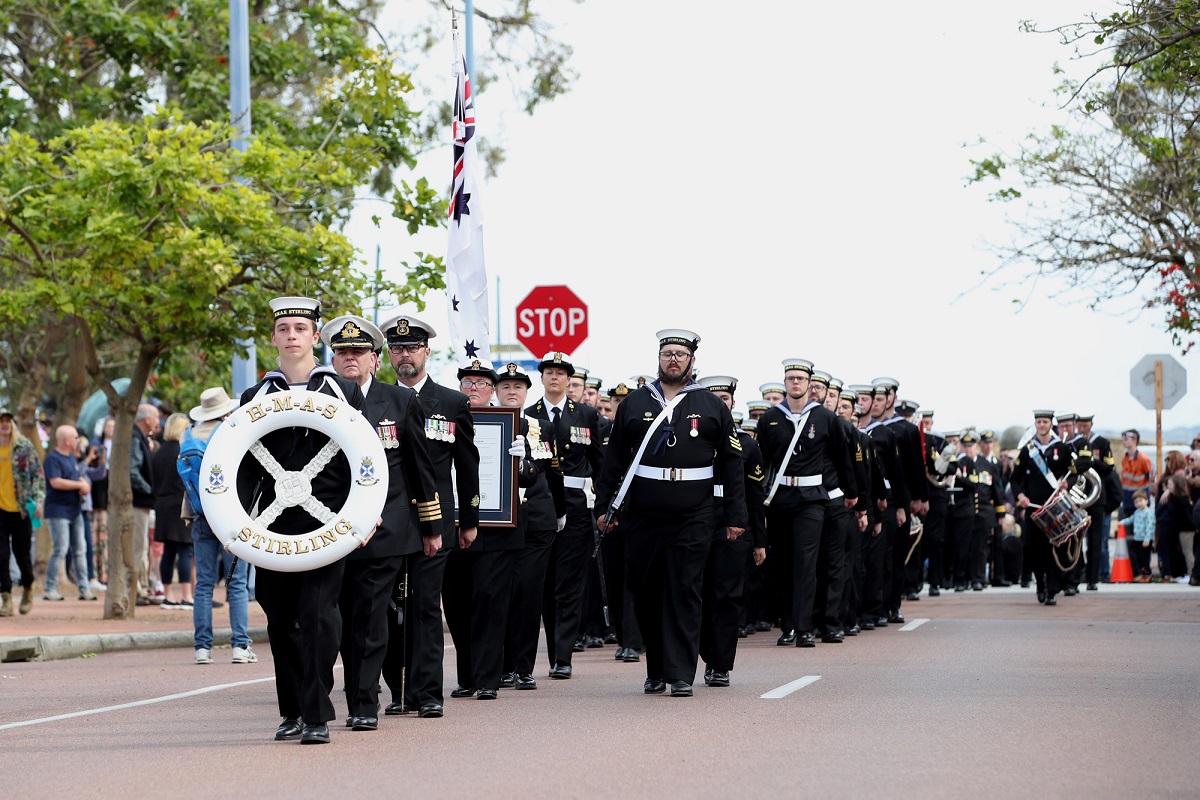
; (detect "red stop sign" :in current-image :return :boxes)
[515,285,588,355]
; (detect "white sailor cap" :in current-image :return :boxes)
[872,376,899,391]
[537,351,574,375]
[380,311,437,344]
[321,315,384,351]
[781,358,814,375]
[759,381,786,396]
[496,361,533,387]
[270,296,321,322]
[810,370,833,387]
[698,375,738,394]
[656,328,701,351]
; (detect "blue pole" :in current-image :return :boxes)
[229,0,256,396]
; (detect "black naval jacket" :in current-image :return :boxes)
[594,384,747,527]
[516,416,567,533]
[862,420,904,509]
[525,396,604,518]
[713,429,768,548]
[854,425,883,528]
[822,416,863,507]
[1010,436,1072,507]
[411,378,480,543]
[237,367,366,532]
[974,454,1007,524]
[352,378,441,559]
[883,415,929,505]
[757,401,857,509]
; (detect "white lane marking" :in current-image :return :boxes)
[761,675,821,699]
[0,676,278,730]
[899,618,930,631]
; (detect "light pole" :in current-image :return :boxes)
[229,0,256,396]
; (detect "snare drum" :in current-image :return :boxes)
[1030,485,1089,546]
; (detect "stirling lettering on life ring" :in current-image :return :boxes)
[198,389,389,572]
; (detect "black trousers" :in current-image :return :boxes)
[885,513,909,615]
[949,506,973,585]
[339,554,404,718]
[840,517,863,629]
[989,524,1007,585]
[541,512,592,668]
[1002,534,1023,584]
[699,531,751,672]
[860,513,887,621]
[505,527,554,676]
[1084,508,1106,585]
[624,509,711,685]
[767,503,824,635]
[581,536,607,638]
[256,559,346,724]
[0,509,33,593]
[444,548,517,691]
[814,503,851,634]
[383,547,446,708]
[600,525,642,650]
[919,491,948,591]
[1024,508,1066,598]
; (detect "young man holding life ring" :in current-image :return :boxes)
[237,296,367,745]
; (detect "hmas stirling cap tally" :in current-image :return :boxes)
[321,315,384,351]
[380,312,437,346]
[698,375,738,394]
[759,382,785,396]
[810,370,832,387]
[781,358,814,375]
[872,376,899,392]
[270,296,321,322]
[497,362,533,388]
[656,329,701,351]
[537,351,575,375]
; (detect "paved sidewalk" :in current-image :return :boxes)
[0,584,268,662]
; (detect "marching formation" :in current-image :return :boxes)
[212,296,1114,744]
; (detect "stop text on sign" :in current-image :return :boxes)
[517,306,586,339]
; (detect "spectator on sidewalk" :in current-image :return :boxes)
[1118,490,1155,581]
[90,417,113,586]
[0,408,43,616]
[1163,474,1196,581]
[1120,430,1155,517]
[67,436,107,593]
[131,404,159,605]
[184,387,255,666]
[43,426,95,601]
[153,413,193,608]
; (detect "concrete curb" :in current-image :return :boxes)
[0,626,269,663]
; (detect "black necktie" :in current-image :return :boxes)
[551,407,562,448]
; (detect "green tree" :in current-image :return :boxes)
[968,0,1200,352]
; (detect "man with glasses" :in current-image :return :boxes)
[379,312,480,719]
[526,351,604,679]
[324,315,441,731]
[595,330,746,697]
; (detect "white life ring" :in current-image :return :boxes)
[198,389,388,572]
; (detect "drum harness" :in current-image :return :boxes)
[1027,444,1084,572]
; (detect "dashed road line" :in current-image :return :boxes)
[761,675,821,699]
[899,618,930,631]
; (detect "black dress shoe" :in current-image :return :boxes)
[703,668,714,685]
[888,611,905,624]
[622,649,640,663]
[614,647,629,660]
[860,619,875,631]
[1037,591,1047,604]
[549,663,572,679]
[755,621,773,632]
[1020,579,1031,588]
[644,678,666,694]
[417,703,443,718]
[450,686,476,698]
[971,582,984,591]
[904,592,920,601]
[275,718,303,741]
[586,635,604,648]
[821,629,845,644]
[516,674,537,690]
[352,716,378,731]
[954,584,967,592]
[670,681,693,697]
[499,672,516,689]
[572,638,586,652]
[1064,586,1078,596]
[1044,595,1057,606]
[384,702,407,715]
[777,630,797,646]
[477,689,498,700]
[707,670,730,687]
[345,715,354,728]
[603,632,619,644]
[846,624,860,636]
[737,626,749,638]
[796,631,816,648]
[300,723,330,744]
[1000,580,1013,587]
[1087,583,1098,591]
[928,586,941,597]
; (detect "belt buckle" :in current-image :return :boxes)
[669,467,678,482]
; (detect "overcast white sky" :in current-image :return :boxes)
[344,0,1197,437]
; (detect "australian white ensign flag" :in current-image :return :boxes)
[446,27,491,364]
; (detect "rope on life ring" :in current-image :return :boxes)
[199,389,388,572]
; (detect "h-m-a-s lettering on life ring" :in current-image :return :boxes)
[198,389,388,572]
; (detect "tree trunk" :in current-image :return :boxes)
[58,323,90,429]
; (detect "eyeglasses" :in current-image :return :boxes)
[388,343,426,355]
[784,375,809,383]
[460,380,494,389]
[658,351,690,362]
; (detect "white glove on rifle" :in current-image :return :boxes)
[508,437,526,458]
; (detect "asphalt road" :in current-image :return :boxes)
[3,586,1198,799]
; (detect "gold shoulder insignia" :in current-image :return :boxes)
[729,435,742,451]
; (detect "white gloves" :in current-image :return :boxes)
[508,437,526,458]
[556,515,567,532]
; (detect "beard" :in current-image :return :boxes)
[657,364,688,387]
[397,363,418,380]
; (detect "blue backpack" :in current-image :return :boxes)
[177,425,215,516]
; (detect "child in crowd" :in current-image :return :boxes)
[1118,490,1154,582]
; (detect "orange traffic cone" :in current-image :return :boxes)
[1111,524,1133,583]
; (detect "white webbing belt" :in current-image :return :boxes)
[764,406,815,508]
[633,465,714,482]
[562,475,588,490]
[610,392,689,513]
[778,475,822,487]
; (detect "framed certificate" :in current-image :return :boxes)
[470,406,520,527]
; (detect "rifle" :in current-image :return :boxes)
[387,557,411,713]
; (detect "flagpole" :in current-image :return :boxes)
[464,0,475,85]
[229,0,256,396]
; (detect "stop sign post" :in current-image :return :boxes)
[515,285,588,355]
[1129,353,1188,480]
